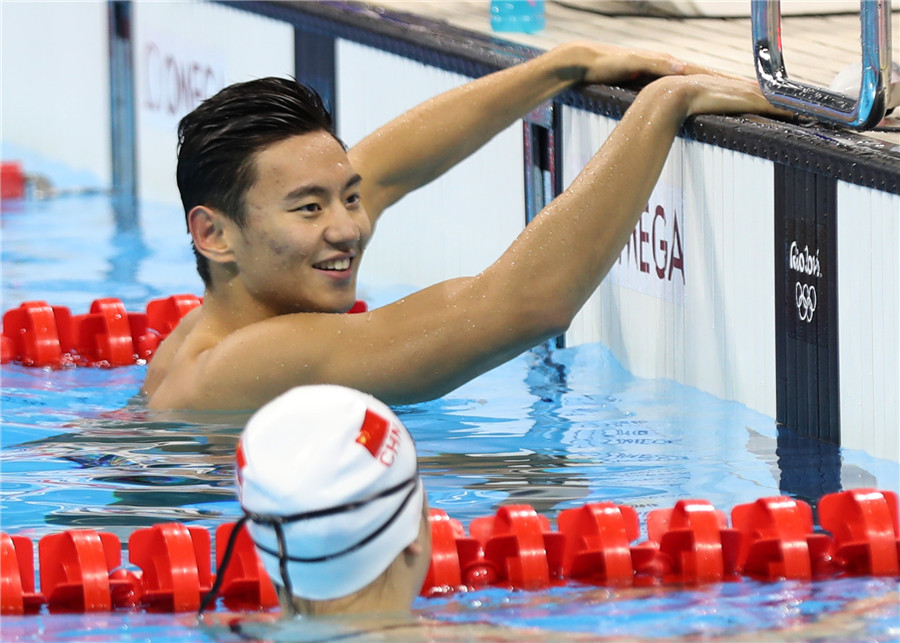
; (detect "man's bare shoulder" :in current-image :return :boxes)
[143,310,347,412]
[144,305,252,410]
[142,306,203,399]
[143,278,500,412]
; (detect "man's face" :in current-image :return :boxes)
[231,130,372,314]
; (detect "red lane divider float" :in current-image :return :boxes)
[128,523,213,613]
[213,522,278,611]
[819,488,900,576]
[1,534,43,614]
[0,295,200,368]
[558,502,640,586]
[631,499,742,585]
[732,496,833,580]
[1,161,26,200]
[1,296,369,368]
[463,505,565,590]
[1,489,898,614]
[39,530,134,613]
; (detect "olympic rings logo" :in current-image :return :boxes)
[795,282,817,323]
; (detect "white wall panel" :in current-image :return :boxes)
[736,155,777,414]
[675,142,775,416]
[1,1,110,185]
[561,106,775,417]
[560,108,612,350]
[686,141,726,400]
[133,1,295,205]
[838,184,900,461]
[336,41,525,290]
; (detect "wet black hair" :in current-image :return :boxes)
[176,77,340,285]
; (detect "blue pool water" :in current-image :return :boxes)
[1,148,898,641]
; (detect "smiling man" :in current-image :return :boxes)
[142,41,786,412]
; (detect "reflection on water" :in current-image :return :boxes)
[2,415,244,537]
[1,363,247,539]
[419,451,595,516]
[1,577,897,642]
[776,423,842,507]
[3,342,897,541]
[421,577,900,642]
[4,341,897,541]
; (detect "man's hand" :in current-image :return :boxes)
[648,74,794,120]
[558,41,688,84]
[557,41,758,86]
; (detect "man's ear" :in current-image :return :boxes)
[403,513,429,560]
[404,540,424,557]
[189,205,235,265]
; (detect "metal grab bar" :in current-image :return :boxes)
[752,0,892,129]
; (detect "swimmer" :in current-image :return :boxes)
[204,384,601,641]
[142,41,788,412]
[213,384,430,617]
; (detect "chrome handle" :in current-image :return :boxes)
[752,0,892,129]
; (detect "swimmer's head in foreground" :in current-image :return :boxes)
[210,384,430,616]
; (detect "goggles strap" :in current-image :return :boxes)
[275,521,295,604]
[251,479,419,563]
[198,514,249,615]
[201,474,419,615]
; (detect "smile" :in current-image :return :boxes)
[315,257,352,271]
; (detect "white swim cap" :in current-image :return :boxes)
[236,385,424,601]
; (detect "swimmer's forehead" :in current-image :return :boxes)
[250,131,355,198]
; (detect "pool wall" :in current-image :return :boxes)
[2,0,898,461]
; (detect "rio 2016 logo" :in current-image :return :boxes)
[789,241,821,324]
[795,282,817,322]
